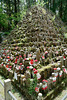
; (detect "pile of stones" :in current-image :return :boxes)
[0,5,67,100]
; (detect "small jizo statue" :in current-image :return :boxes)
[37,93,43,100]
[45,51,48,59]
[22,78,26,86]
[62,65,67,78]
[42,79,48,93]
[25,69,31,79]
[51,73,56,87]
[14,70,17,80]
[59,70,63,82]
[54,68,58,77]
[36,73,41,80]
[63,56,66,66]
[35,84,40,96]
[57,67,61,82]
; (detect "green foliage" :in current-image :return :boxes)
[0,8,8,30]
[0,34,2,43]
[28,75,37,96]
[52,15,56,21]
[16,25,19,29]
[20,8,27,19]
[0,0,67,32]
[36,0,48,7]
[64,33,67,38]
[4,32,9,35]
[12,88,16,93]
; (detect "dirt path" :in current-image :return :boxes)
[0,76,4,100]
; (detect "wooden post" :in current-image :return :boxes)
[4,79,12,100]
[60,56,63,66]
[65,57,67,67]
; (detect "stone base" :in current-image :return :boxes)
[0,68,67,100]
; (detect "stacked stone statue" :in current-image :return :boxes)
[0,5,67,100]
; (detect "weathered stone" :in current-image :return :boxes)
[9,70,13,79]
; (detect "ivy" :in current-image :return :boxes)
[36,0,48,7]
[28,75,37,96]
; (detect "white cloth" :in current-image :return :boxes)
[36,73,41,80]
[53,77,56,82]
[42,83,47,88]
[14,72,17,80]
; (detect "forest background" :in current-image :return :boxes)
[0,0,67,39]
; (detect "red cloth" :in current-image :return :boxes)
[29,54,32,57]
[63,56,65,59]
[20,63,22,65]
[6,65,8,68]
[53,68,57,70]
[34,70,38,74]
[2,64,3,66]
[63,68,66,72]
[30,59,34,65]
[7,56,10,59]
[35,59,38,62]
[42,86,47,90]
[42,56,45,59]
[10,66,12,68]
[8,68,11,71]
[42,79,48,82]
[27,66,30,69]
[24,54,26,57]
[35,87,39,92]
[56,75,58,77]
[19,66,21,69]
[15,59,17,64]
[8,59,10,61]
[45,51,48,54]
[16,56,18,58]
[59,75,62,77]
[24,58,27,60]
[19,55,22,58]
[33,68,36,71]
[38,77,41,80]
[53,80,56,82]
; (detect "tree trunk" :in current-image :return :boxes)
[26,0,30,8]
[14,0,17,25]
[17,0,20,12]
[8,0,11,30]
[59,0,62,18]
[49,0,51,9]
[53,0,55,12]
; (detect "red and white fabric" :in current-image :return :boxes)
[35,87,39,93]
[42,83,47,90]
[63,68,67,74]
[36,73,41,80]
[55,72,58,77]
[52,77,56,82]
[59,71,63,77]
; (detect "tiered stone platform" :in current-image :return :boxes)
[0,5,67,100]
